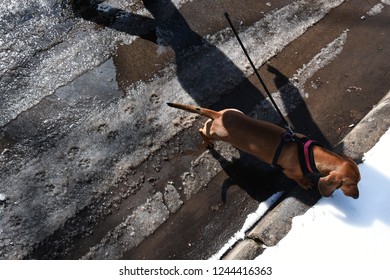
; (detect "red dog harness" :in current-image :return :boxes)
[272,131,321,177]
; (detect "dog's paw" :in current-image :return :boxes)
[203,143,214,150]
[297,178,313,190]
[301,184,313,191]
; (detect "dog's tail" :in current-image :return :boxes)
[167,102,220,120]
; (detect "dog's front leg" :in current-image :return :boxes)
[295,177,314,190]
[199,120,214,149]
[199,129,213,149]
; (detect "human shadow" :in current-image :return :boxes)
[72,0,284,201]
[71,0,157,41]
[71,0,264,113]
[267,65,331,149]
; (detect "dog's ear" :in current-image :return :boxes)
[318,174,342,197]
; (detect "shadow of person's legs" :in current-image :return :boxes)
[72,0,266,112]
[72,0,157,42]
[143,0,265,111]
[73,0,287,202]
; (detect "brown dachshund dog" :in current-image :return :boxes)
[167,103,360,199]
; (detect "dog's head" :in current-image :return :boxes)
[318,158,361,199]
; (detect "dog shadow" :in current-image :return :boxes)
[208,147,296,203]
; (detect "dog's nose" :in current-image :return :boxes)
[350,189,359,199]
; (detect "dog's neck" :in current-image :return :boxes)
[313,146,345,175]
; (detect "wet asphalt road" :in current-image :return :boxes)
[0,0,389,259]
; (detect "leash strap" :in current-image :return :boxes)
[272,131,293,168]
[224,12,293,132]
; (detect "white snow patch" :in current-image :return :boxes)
[97,3,113,13]
[209,191,283,260]
[366,0,390,17]
[367,3,384,16]
[292,30,348,89]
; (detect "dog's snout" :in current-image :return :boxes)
[341,184,359,199]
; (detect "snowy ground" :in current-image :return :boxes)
[254,127,390,278]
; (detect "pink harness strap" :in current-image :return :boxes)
[303,140,316,174]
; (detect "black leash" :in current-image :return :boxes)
[224,12,294,134]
